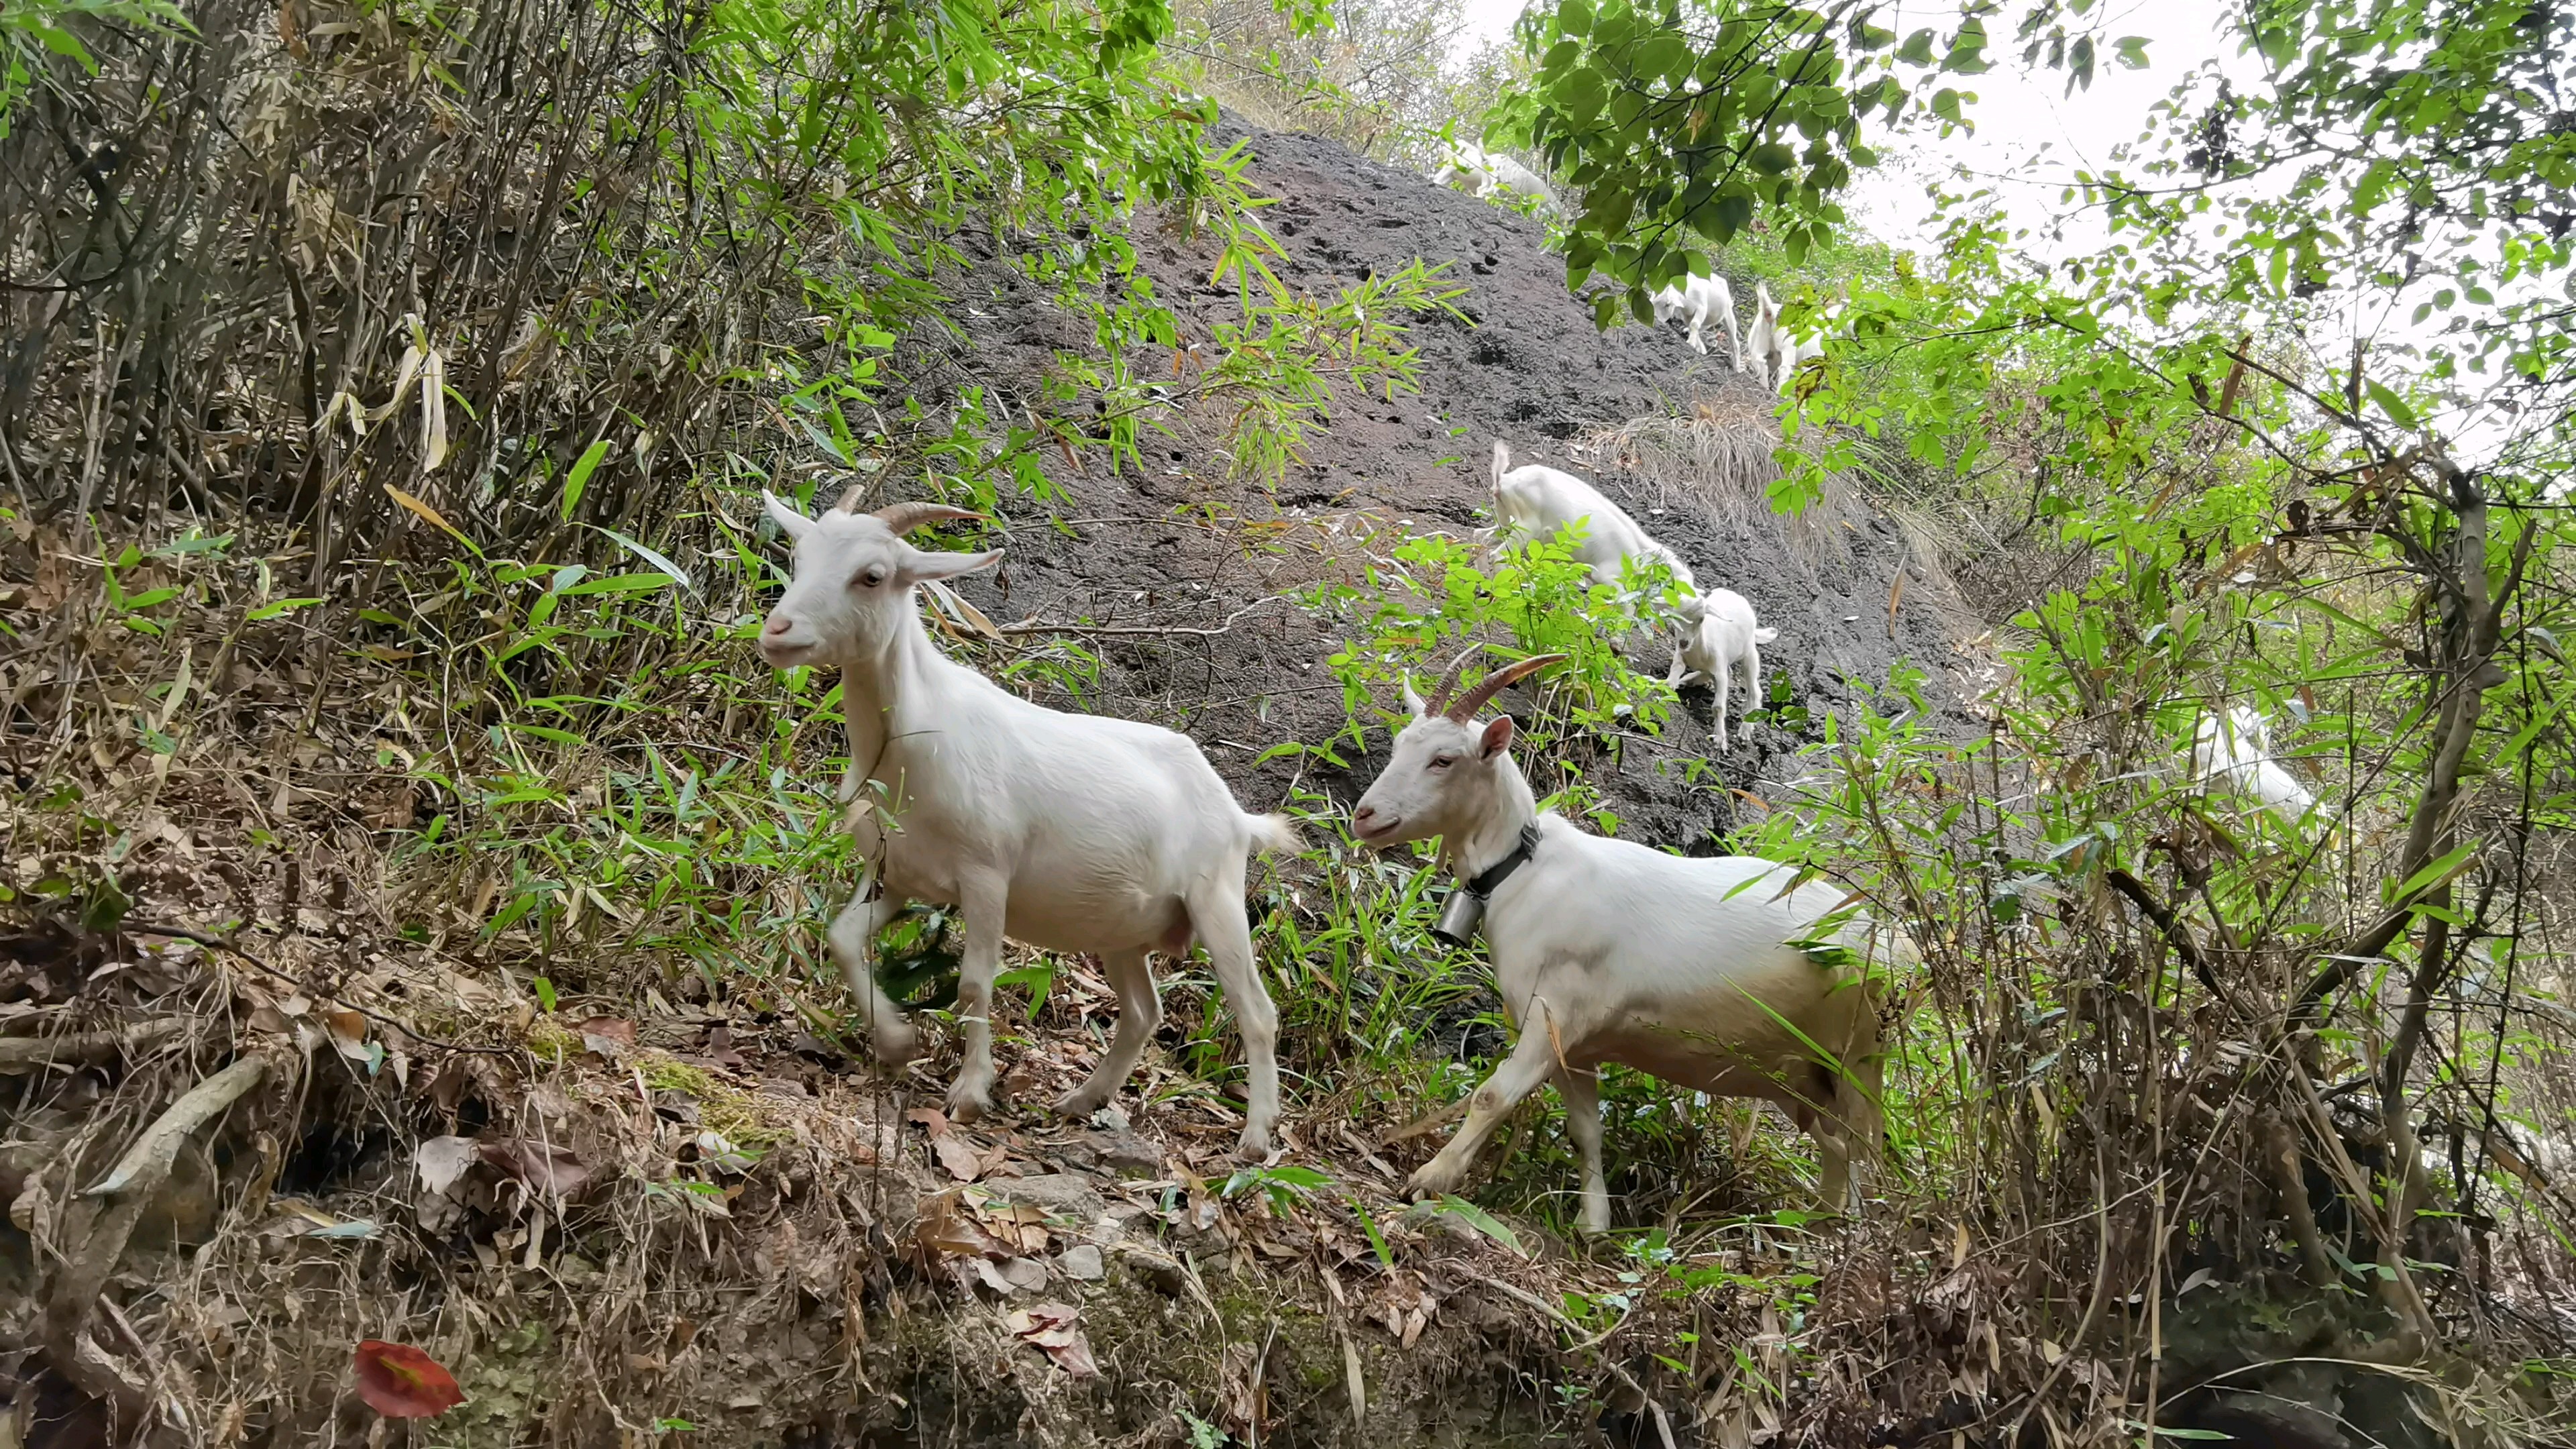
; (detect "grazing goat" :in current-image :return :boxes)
[2189,705,2315,827]
[1350,654,1893,1231]
[1433,139,1562,217]
[1667,588,1776,751]
[1650,273,1746,366]
[1489,441,1694,595]
[1746,282,1826,393]
[758,492,1295,1156]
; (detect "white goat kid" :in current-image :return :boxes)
[1650,272,1746,367]
[1481,152,1564,217]
[1746,282,1826,393]
[1667,587,1776,751]
[1350,655,1890,1232]
[758,492,1295,1156]
[2189,705,2315,827]
[1489,440,1693,594]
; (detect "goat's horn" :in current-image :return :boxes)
[873,501,987,533]
[1421,644,1484,718]
[833,476,871,513]
[1445,653,1568,722]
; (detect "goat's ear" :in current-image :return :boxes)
[896,547,1003,586]
[763,490,816,542]
[1477,715,1514,759]
[1399,677,1427,718]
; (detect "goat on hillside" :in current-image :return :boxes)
[1650,273,1745,367]
[1432,138,1562,217]
[2189,705,2315,828]
[1746,282,1826,393]
[757,492,1295,1156]
[1489,440,1693,595]
[1350,653,1895,1231]
[1667,587,1776,751]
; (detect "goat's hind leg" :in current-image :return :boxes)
[828,879,917,1073]
[1056,947,1158,1120]
[1190,867,1280,1159]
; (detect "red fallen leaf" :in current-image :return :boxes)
[576,1016,635,1057]
[905,1105,951,1136]
[1007,1301,1099,1377]
[354,1340,464,1418]
[478,1138,592,1198]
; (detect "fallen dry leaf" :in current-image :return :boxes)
[914,1190,1004,1264]
[905,1105,951,1136]
[1007,1301,1098,1377]
[576,1016,635,1058]
[479,1138,591,1199]
[414,1136,477,1197]
[353,1340,464,1418]
[933,1132,985,1182]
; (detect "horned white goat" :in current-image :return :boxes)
[1746,282,1826,393]
[1489,440,1693,594]
[757,492,1295,1156]
[1666,587,1776,751]
[2189,705,2315,827]
[1650,272,1745,366]
[1350,654,1894,1231]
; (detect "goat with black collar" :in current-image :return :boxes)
[1349,653,1898,1232]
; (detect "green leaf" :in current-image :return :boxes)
[2363,380,2418,431]
[1895,28,1935,64]
[588,525,699,596]
[2113,36,2150,68]
[247,597,324,621]
[560,439,612,523]
[1430,1195,1525,1256]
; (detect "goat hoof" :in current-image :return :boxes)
[1232,1126,1274,1161]
[871,1024,922,1072]
[947,1087,994,1124]
[1053,1087,1110,1120]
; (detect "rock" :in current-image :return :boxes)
[1058,1244,1106,1281]
[1000,1257,1051,1294]
[1114,1242,1189,1297]
[1085,1129,1164,1175]
[986,1173,1108,1224]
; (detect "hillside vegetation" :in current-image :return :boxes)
[2,0,2572,1444]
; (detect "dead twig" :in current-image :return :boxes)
[0,1018,190,1073]
[123,920,519,1057]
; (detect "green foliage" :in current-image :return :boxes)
[0,0,189,139]
[1495,0,2143,319]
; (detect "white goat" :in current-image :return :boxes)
[1432,138,1498,193]
[1432,138,1562,217]
[1350,654,1893,1231]
[1746,282,1826,393]
[2189,705,2315,827]
[1666,588,1776,751]
[1489,440,1693,595]
[1650,272,1745,367]
[758,492,1295,1156]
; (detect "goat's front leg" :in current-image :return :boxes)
[1406,1026,1557,1200]
[945,872,1010,1123]
[1557,1065,1611,1234]
[828,879,916,1071]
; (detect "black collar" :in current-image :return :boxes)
[1463,822,1544,898]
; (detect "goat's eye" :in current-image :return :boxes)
[857,568,888,589]
[1428,755,1457,771]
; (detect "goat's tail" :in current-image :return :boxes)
[1752,627,1779,645]
[1246,812,1303,857]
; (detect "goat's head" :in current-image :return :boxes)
[759,491,1000,667]
[1350,652,1566,848]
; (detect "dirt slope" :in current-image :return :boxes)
[921,120,1969,848]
